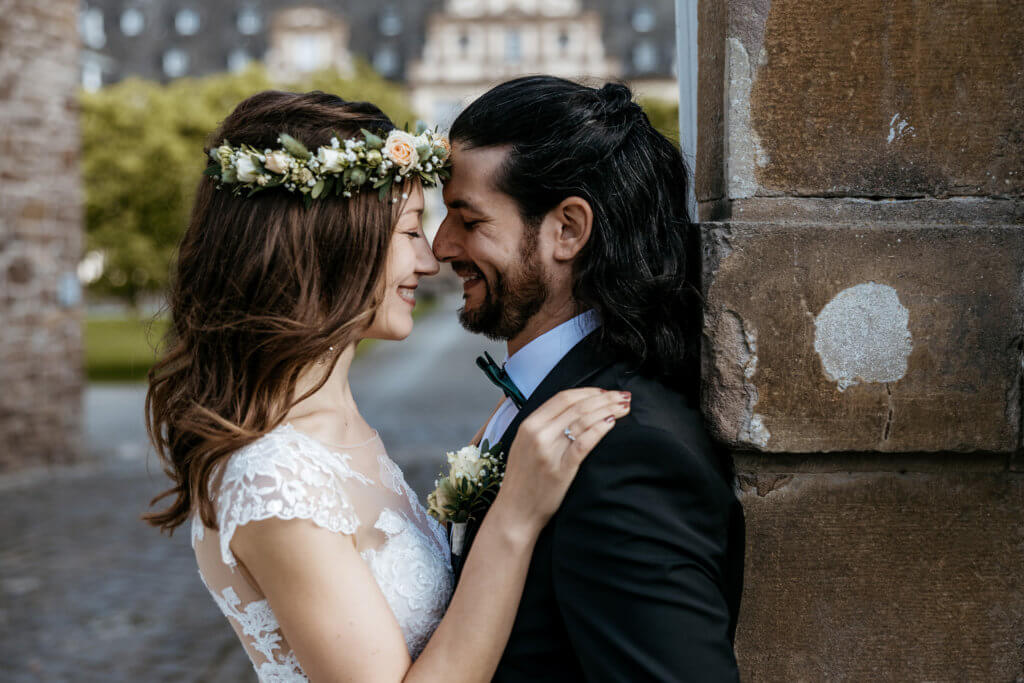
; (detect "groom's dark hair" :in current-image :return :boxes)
[450,76,702,402]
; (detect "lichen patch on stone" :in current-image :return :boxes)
[813,282,913,391]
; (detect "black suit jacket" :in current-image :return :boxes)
[456,333,744,682]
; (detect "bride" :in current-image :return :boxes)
[144,90,630,682]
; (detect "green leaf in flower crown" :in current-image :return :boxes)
[415,120,429,135]
[203,165,222,177]
[415,142,432,158]
[278,133,312,160]
[377,177,393,200]
[361,129,384,150]
[311,178,325,199]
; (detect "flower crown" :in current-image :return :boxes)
[204,121,452,206]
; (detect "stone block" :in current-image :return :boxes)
[698,0,1024,201]
[735,471,1024,680]
[702,222,1024,453]
[0,0,82,469]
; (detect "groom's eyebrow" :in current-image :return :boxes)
[446,198,483,214]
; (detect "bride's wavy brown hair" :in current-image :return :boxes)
[145,90,404,533]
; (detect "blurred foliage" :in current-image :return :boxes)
[639,97,680,146]
[80,62,416,304]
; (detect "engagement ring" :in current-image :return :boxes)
[563,427,576,442]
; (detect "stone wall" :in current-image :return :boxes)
[0,0,84,469]
[697,0,1024,678]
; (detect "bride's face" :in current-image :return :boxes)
[363,183,439,341]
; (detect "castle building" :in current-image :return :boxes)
[78,0,678,123]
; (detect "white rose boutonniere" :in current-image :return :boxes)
[427,441,506,556]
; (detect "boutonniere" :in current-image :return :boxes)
[427,441,505,556]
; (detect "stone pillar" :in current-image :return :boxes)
[697,0,1023,678]
[0,1,84,469]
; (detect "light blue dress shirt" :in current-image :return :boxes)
[481,310,600,448]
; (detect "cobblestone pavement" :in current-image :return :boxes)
[0,297,503,682]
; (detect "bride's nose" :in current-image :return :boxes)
[416,239,441,277]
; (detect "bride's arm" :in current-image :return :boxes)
[232,387,629,683]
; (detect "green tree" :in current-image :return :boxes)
[80,63,417,305]
[639,97,680,147]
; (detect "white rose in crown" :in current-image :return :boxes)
[427,441,506,556]
[317,147,346,173]
[264,150,291,174]
[235,154,261,183]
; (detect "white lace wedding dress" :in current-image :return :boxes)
[191,423,453,681]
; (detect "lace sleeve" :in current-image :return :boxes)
[214,430,369,568]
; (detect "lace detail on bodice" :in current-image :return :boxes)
[192,424,453,682]
[361,509,454,656]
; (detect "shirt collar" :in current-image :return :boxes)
[503,310,600,400]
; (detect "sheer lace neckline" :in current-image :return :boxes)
[278,422,382,452]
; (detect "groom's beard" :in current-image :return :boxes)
[458,233,548,341]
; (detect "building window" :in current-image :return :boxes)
[80,7,106,49]
[163,48,189,78]
[228,48,251,72]
[632,6,656,33]
[288,34,331,72]
[237,7,261,35]
[120,8,144,36]
[504,29,522,63]
[379,7,402,37]
[82,61,103,92]
[175,8,200,36]
[373,47,399,77]
[458,32,470,53]
[632,41,658,72]
[557,30,570,52]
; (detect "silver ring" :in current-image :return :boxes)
[563,427,576,442]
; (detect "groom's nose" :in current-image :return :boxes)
[432,214,459,263]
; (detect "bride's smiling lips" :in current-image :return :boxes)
[397,282,418,306]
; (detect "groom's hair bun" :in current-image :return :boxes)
[450,76,702,402]
[595,82,643,122]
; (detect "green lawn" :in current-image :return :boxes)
[84,296,439,382]
[85,316,170,382]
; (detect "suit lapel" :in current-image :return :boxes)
[453,330,612,583]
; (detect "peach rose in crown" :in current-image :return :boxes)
[384,130,419,172]
[432,134,451,161]
[264,151,290,175]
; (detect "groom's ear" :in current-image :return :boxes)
[549,196,593,263]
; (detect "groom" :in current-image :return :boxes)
[433,76,744,681]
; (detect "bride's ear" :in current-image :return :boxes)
[549,196,593,263]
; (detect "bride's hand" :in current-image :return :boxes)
[492,388,630,534]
